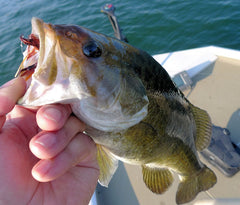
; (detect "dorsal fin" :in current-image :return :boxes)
[142,165,174,194]
[96,144,119,186]
[190,104,212,151]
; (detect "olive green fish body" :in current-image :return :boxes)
[83,48,216,204]
[86,71,216,204]
[17,18,216,204]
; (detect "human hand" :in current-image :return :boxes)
[0,78,99,205]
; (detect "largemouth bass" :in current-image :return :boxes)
[16,17,216,204]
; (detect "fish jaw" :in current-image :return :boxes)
[18,74,88,106]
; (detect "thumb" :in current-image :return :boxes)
[0,77,26,116]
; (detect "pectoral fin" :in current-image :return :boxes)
[190,104,212,151]
[142,165,174,194]
[96,144,119,187]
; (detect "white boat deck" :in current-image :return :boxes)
[93,46,240,205]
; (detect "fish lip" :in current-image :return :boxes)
[31,17,45,71]
[23,17,57,86]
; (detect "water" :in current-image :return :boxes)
[0,0,240,84]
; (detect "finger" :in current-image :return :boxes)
[0,78,26,128]
[36,104,72,131]
[0,78,26,116]
[30,116,86,159]
[32,133,97,182]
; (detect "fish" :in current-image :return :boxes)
[16,17,217,204]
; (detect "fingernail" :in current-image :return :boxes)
[43,107,62,122]
[35,133,56,148]
[33,160,51,179]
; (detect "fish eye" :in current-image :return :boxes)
[83,41,102,58]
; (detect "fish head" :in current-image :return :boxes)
[17,18,148,131]
[17,17,117,105]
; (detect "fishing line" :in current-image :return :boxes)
[205,190,216,200]
[20,40,24,54]
[20,36,27,54]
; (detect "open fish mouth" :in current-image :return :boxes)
[15,34,40,81]
[15,17,51,87]
[16,17,85,106]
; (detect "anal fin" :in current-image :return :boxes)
[97,144,119,187]
[142,165,174,194]
[190,104,212,151]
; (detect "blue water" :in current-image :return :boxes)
[0,0,240,84]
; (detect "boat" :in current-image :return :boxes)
[89,5,240,205]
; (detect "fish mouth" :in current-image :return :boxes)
[15,34,39,81]
[16,18,83,106]
[15,17,49,86]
